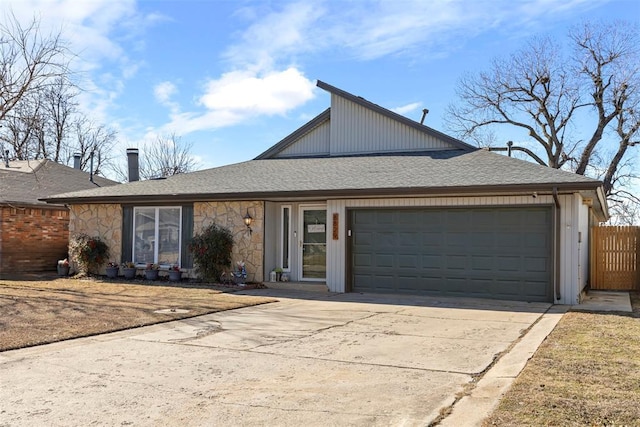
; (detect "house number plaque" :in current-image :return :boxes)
[333,213,339,240]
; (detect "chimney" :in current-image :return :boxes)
[73,152,81,169]
[126,148,139,182]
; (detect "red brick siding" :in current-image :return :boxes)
[0,206,70,272]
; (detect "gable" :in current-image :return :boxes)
[256,80,474,160]
[277,119,330,158]
[329,94,455,155]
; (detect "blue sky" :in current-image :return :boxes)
[3,0,639,176]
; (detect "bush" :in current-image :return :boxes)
[68,233,109,274]
[188,223,234,281]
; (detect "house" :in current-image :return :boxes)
[42,81,608,304]
[0,157,118,273]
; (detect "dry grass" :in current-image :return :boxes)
[484,292,640,426]
[0,276,275,352]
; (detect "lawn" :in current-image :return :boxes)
[0,276,275,352]
[484,292,640,426]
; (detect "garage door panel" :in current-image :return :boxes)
[398,254,418,268]
[524,233,548,248]
[422,232,444,246]
[399,232,420,246]
[375,254,394,268]
[446,232,469,246]
[375,231,397,246]
[377,211,395,224]
[446,255,467,270]
[471,256,494,271]
[354,231,373,245]
[495,256,522,272]
[354,253,372,267]
[525,257,548,273]
[350,207,552,302]
[523,281,549,297]
[422,255,443,269]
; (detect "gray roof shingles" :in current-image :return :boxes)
[41,150,602,204]
[1,160,118,206]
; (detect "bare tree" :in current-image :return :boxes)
[140,133,198,179]
[446,21,640,200]
[72,118,117,177]
[43,76,79,162]
[0,13,70,124]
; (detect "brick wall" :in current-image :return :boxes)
[0,205,70,272]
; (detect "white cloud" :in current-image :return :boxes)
[223,1,324,69]
[154,81,178,104]
[391,102,422,116]
[199,68,314,116]
[221,0,611,62]
[160,68,315,134]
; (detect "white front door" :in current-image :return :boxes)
[299,206,327,281]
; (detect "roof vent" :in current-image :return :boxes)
[420,109,429,124]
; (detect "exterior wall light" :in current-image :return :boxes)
[243,209,253,234]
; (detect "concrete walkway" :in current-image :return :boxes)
[0,290,563,426]
[572,290,632,312]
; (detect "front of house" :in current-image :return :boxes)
[44,81,608,305]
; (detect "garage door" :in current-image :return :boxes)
[349,207,552,302]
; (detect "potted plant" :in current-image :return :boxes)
[57,258,70,276]
[168,265,182,282]
[144,263,159,281]
[105,262,119,279]
[232,260,247,285]
[123,262,137,279]
[274,267,283,282]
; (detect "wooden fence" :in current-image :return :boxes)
[590,226,640,290]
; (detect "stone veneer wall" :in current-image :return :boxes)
[194,201,264,282]
[69,204,122,274]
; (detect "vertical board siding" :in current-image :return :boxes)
[330,96,453,155]
[277,121,330,157]
[591,226,640,290]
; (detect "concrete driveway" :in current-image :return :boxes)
[0,289,563,426]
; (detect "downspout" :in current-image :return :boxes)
[552,187,561,301]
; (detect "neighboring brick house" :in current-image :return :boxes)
[0,158,118,274]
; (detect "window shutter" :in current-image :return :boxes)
[181,204,194,268]
[121,205,133,263]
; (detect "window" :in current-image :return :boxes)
[133,207,182,266]
[280,205,291,271]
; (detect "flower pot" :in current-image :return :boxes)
[105,266,119,279]
[123,267,137,279]
[145,269,159,281]
[168,270,182,282]
[57,265,70,276]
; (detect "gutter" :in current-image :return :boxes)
[552,187,561,301]
[40,182,603,205]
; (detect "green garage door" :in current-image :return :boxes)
[349,207,552,302]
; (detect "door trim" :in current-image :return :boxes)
[298,204,327,281]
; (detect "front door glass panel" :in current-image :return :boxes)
[302,209,327,279]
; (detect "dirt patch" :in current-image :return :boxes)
[0,276,275,352]
[484,292,640,426]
